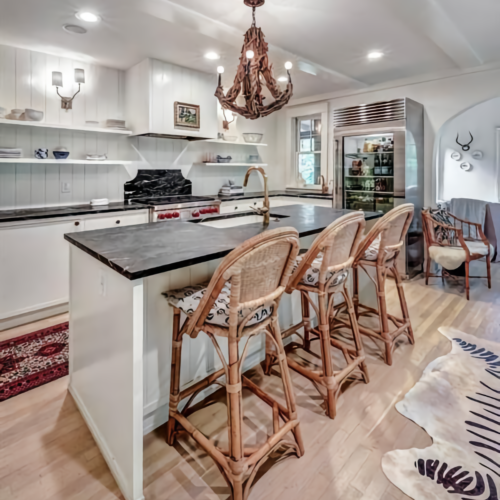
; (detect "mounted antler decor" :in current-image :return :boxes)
[215,0,293,120]
[456,132,474,151]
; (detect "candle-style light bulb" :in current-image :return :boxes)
[246,50,255,59]
[217,66,225,74]
[284,61,293,70]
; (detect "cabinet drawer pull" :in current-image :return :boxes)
[116,220,121,224]
[74,221,80,226]
[235,206,238,210]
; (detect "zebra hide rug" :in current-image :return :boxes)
[382,326,500,500]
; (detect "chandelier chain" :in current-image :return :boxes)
[252,7,256,27]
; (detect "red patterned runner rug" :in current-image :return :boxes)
[0,323,69,402]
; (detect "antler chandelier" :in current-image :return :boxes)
[215,0,293,120]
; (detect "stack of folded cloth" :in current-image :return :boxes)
[105,119,128,130]
[219,185,244,196]
[0,147,22,158]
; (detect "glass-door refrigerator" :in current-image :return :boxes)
[333,98,424,278]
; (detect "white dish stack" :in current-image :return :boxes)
[86,154,108,161]
[0,148,22,158]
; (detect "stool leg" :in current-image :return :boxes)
[352,265,360,318]
[465,261,470,300]
[301,291,311,351]
[318,292,337,419]
[392,264,414,345]
[343,288,369,384]
[270,317,305,456]
[227,334,244,499]
[487,254,492,289]
[376,265,393,366]
[425,256,431,285]
[263,328,275,376]
[167,308,182,446]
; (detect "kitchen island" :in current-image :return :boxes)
[65,204,383,500]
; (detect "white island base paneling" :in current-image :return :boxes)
[68,229,378,500]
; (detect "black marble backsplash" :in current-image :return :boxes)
[124,169,192,201]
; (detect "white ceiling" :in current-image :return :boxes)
[0,0,498,100]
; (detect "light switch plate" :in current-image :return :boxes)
[61,181,71,193]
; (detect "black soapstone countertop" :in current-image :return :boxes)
[0,202,148,223]
[0,191,332,224]
[64,205,382,281]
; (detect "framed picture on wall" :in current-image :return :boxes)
[174,102,200,129]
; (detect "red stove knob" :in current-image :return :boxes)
[192,211,200,218]
[166,212,173,219]
[211,207,218,213]
[158,213,165,220]
[200,208,207,214]
[173,211,180,218]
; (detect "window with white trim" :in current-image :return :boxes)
[296,114,322,186]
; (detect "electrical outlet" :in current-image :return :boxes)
[61,181,71,193]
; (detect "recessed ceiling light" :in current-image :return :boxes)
[76,11,101,23]
[368,51,384,60]
[63,24,87,34]
[205,52,220,60]
[278,76,288,82]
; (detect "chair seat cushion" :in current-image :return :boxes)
[163,282,273,328]
[429,241,493,270]
[293,253,349,287]
[362,235,397,262]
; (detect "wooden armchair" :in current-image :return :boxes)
[422,209,492,300]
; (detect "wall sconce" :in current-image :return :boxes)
[52,69,85,110]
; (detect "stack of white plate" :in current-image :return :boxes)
[0,148,22,158]
[86,154,108,161]
[105,119,127,130]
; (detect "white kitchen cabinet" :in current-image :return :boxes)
[220,198,264,214]
[0,218,82,321]
[0,210,149,329]
[84,211,149,231]
[220,196,332,214]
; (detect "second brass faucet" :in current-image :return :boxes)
[243,166,270,225]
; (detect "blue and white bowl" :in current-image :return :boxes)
[35,148,48,159]
[53,151,70,160]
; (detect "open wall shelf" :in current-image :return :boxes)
[0,118,132,135]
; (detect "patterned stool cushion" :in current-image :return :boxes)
[293,253,349,287]
[164,282,273,328]
[363,235,397,262]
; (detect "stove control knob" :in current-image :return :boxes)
[158,214,165,220]
[173,211,180,219]
[192,211,200,218]
[166,212,173,219]
[211,207,218,213]
[199,208,207,214]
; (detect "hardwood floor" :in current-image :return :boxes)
[1,262,498,500]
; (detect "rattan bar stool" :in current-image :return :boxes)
[163,228,304,500]
[346,204,415,366]
[265,212,369,419]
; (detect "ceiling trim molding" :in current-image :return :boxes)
[287,61,500,107]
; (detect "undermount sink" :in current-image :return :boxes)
[195,212,289,229]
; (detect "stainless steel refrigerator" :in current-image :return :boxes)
[333,97,424,278]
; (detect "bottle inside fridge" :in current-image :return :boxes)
[343,133,395,213]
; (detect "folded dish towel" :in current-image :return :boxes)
[90,198,109,206]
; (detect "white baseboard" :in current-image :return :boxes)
[0,303,68,331]
[69,384,145,500]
